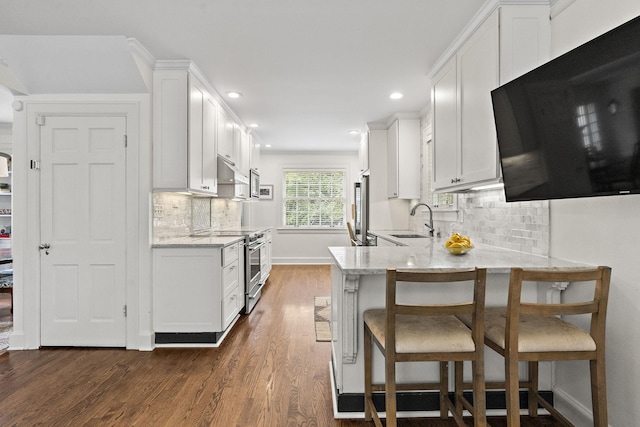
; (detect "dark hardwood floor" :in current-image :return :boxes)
[0,265,561,426]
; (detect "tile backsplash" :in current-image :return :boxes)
[153,193,242,240]
[457,190,549,256]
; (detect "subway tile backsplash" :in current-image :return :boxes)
[152,193,242,240]
[458,190,549,255]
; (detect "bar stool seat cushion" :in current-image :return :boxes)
[459,307,596,353]
[364,309,476,354]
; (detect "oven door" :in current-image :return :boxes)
[250,169,260,199]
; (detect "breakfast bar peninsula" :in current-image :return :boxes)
[328,231,592,416]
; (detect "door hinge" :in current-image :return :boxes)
[124,135,128,148]
[35,115,45,126]
[30,160,40,170]
[123,305,127,317]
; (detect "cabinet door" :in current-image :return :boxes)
[217,108,236,164]
[431,57,459,190]
[153,248,222,332]
[239,128,250,175]
[201,98,218,192]
[249,133,260,171]
[188,78,217,194]
[396,119,420,199]
[458,10,500,185]
[386,120,399,198]
[153,70,189,189]
[359,132,369,173]
[188,77,205,191]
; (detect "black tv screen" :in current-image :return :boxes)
[492,15,640,202]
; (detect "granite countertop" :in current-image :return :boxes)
[329,230,591,274]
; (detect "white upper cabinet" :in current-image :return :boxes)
[359,131,369,173]
[217,107,237,166]
[153,61,218,195]
[249,132,261,172]
[188,78,217,193]
[432,58,459,190]
[387,118,420,199]
[239,128,251,176]
[431,4,550,192]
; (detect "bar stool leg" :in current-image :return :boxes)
[505,355,521,427]
[590,357,608,427]
[472,359,487,427]
[454,361,463,418]
[385,355,397,427]
[528,361,539,417]
[440,361,449,419]
[363,328,373,421]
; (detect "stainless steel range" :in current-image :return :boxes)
[244,230,266,313]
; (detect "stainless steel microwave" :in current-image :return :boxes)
[250,169,260,199]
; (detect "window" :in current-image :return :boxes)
[283,169,346,227]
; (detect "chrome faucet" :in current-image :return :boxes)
[410,203,434,236]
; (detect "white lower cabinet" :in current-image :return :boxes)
[153,242,244,344]
[261,229,273,283]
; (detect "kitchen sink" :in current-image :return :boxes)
[390,233,430,239]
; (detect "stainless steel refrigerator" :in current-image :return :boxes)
[354,174,371,245]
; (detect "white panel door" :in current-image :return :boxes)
[40,116,127,347]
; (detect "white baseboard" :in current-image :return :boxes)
[553,386,599,427]
[7,329,25,350]
[136,332,155,351]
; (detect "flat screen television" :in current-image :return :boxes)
[491,15,640,202]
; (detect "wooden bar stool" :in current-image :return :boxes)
[459,266,611,427]
[363,268,487,427]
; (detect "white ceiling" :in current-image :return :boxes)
[0,0,487,152]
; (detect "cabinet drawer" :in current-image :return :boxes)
[222,260,239,297]
[222,287,241,329]
[222,242,239,266]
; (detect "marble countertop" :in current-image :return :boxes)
[152,234,245,248]
[152,227,273,248]
[329,230,591,274]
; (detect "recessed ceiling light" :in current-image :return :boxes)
[389,92,404,100]
[248,123,259,128]
[348,130,360,135]
[226,91,242,99]
[265,144,272,148]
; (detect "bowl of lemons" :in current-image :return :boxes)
[444,232,474,255]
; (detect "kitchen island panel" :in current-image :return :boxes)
[330,266,546,396]
[328,242,590,412]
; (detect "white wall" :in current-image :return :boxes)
[549,2,640,426]
[245,151,360,264]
